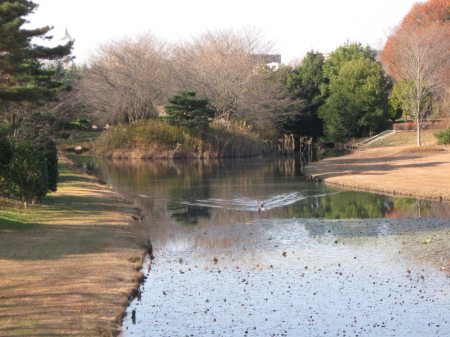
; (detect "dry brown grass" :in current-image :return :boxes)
[305,144,450,202]
[0,157,145,336]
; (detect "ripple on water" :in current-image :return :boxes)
[123,218,450,336]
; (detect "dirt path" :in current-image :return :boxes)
[0,159,145,336]
[305,145,450,202]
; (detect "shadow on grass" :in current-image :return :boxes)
[0,220,136,261]
[310,155,446,181]
[57,173,91,184]
[0,218,36,232]
[0,190,136,261]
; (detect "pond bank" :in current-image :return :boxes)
[0,155,146,336]
[304,145,450,202]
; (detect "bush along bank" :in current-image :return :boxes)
[93,119,279,159]
[0,138,58,208]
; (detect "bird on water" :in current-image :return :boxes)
[256,201,268,213]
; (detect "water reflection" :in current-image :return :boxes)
[78,156,450,337]
[81,156,450,253]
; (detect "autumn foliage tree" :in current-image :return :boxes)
[381,0,450,146]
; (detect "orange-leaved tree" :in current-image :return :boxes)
[381,0,450,146]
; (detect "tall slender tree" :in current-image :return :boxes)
[381,0,450,146]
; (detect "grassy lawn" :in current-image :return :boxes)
[57,130,102,150]
[364,130,438,148]
[0,157,145,336]
[306,129,450,202]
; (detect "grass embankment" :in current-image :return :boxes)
[94,119,277,159]
[364,130,438,148]
[0,156,145,336]
[306,130,450,202]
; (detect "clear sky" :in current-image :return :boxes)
[28,0,421,65]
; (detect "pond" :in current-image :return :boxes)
[81,156,450,336]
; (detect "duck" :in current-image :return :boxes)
[256,202,267,213]
[131,214,144,221]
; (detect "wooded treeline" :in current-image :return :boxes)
[78,0,449,147]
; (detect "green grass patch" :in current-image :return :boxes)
[0,210,37,232]
[0,161,129,260]
[364,130,438,148]
[56,159,93,187]
[57,130,102,149]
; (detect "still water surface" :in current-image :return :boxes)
[86,157,450,336]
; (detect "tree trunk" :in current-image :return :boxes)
[416,120,421,147]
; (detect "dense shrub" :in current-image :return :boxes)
[8,141,49,207]
[40,139,58,192]
[2,139,58,207]
[95,120,183,152]
[0,137,13,191]
[434,129,450,145]
[207,120,273,157]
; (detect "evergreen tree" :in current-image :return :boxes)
[317,42,390,144]
[318,58,390,143]
[0,137,13,191]
[161,90,215,133]
[320,42,377,98]
[0,0,73,104]
[285,51,326,138]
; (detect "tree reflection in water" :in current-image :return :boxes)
[87,156,450,251]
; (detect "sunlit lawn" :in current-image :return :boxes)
[0,160,144,337]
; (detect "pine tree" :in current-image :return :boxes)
[0,0,73,104]
[162,90,215,132]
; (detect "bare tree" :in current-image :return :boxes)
[172,28,278,120]
[80,33,173,125]
[382,22,450,146]
[236,66,299,130]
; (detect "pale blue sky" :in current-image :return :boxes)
[28,0,420,65]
